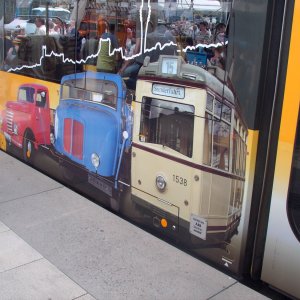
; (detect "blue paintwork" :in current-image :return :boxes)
[55,72,132,178]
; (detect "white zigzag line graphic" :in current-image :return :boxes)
[7,0,227,73]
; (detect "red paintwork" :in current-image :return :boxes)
[1,84,51,149]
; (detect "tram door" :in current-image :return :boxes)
[261,5,300,298]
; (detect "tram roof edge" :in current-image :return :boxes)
[138,55,235,105]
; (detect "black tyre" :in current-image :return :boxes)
[22,131,35,164]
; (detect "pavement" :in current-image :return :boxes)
[0,149,271,300]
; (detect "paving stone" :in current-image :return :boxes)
[0,221,9,233]
[0,230,42,272]
[0,259,87,300]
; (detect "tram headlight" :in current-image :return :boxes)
[156,175,167,192]
[91,153,100,169]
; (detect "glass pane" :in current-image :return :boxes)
[3,0,79,82]
[232,130,238,174]
[222,104,231,122]
[212,120,230,171]
[206,93,214,112]
[140,97,194,157]
[203,113,212,165]
[62,79,117,109]
[214,99,222,119]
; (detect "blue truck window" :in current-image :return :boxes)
[61,79,118,109]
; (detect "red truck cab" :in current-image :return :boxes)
[1,84,51,162]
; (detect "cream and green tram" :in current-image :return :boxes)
[131,56,247,246]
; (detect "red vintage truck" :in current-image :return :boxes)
[0,83,53,162]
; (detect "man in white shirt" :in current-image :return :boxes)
[35,18,46,35]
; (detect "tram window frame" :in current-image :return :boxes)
[203,92,232,172]
[232,116,247,177]
[139,97,195,158]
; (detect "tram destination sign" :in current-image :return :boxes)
[152,84,185,99]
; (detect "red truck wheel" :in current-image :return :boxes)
[23,132,35,164]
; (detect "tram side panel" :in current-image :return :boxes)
[0,55,249,274]
[0,0,276,280]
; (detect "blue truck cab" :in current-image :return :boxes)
[54,71,132,196]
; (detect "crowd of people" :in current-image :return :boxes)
[168,18,227,46]
[2,14,228,83]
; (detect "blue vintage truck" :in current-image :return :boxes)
[53,71,132,209]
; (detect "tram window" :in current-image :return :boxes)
[232,131,238,174]
[239,136,246,176]
[212,121,230,171]
[139,97,194,158]
[214,100,222,118]
[242,140,246,174]
[204,96,232,171]
[206,93,214,112]
[203,115,212,165]
[234,134,246,176]
[222,104,231,122]
[287,115,300,242]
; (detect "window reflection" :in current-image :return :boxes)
[2,0,232,84]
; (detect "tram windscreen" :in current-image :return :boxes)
[139,97,194,157]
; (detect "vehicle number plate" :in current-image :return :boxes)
[88,174,112,197]
[189,214,207,240]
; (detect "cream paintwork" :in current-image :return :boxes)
[132,79,241,230]
[132,146,237,228]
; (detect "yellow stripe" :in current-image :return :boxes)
[279,2,300,143]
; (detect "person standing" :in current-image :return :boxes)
[195,21,211,45]
[96,22,119,73]
[34,18,46,35]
